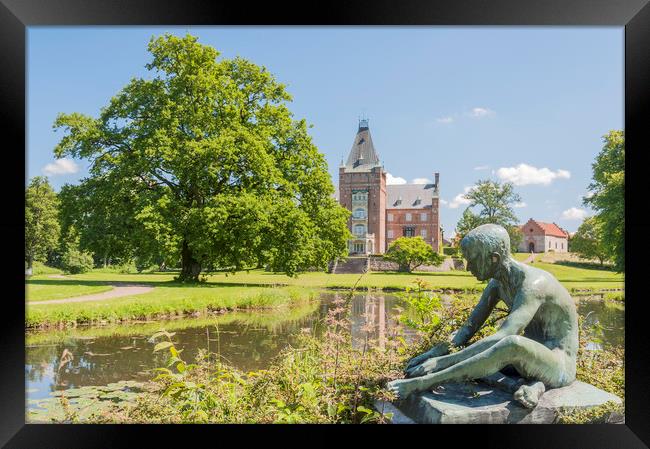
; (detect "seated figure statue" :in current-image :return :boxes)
[387,224,578,408]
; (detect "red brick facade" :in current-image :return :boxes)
[338,121,440,255]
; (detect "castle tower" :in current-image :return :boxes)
[338,119,386,255]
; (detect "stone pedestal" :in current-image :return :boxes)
[375,379,623,424]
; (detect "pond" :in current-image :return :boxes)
[26,292,624,416]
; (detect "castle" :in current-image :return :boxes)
[337,120,441,255]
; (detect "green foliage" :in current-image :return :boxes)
[442,246,459,256]
[584,130,624,272]
[25,177,61,269]
[384,236,444,272]
[90,293,402,424]
[30,262,63,276]
[58,178,145,268]
[59,226,95,274]
[397,279,443,335]
[576,315,624,399]
[454,180,523,252]
[570,216,609,266]
[556,400,624,424]
[61,248,95,274]
[53,33,349,282]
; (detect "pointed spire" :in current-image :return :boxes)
[345,118,381,170]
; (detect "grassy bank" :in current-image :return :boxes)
[26,284,318,328]
[26,257,623,328]
[26,300,320,346]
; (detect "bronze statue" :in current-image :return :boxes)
[387,224,578,408]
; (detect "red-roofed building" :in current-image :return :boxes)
[518,218,569,253]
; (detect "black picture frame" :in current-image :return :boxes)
[2,0,649,447]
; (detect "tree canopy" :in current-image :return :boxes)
[384,236,444,273]
[53,33,350,281]
[454,179,522,252]
[583,130,624,272]
[570,216,609,266]
[25,177,61,269]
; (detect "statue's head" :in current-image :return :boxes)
[460,224,511,281]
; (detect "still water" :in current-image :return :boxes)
[26,293,624,404]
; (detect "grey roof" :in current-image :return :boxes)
[344,123,381,171]
[386,184,437,209]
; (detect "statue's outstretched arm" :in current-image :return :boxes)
[407,292,540,376]
[450,279,500,348]
[405,280,499,372]
[444,292,540,362]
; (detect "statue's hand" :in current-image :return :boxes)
[406,357,440,378]
[404,343,449,373]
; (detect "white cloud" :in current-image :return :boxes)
[436,116,454,124]
[513,202,527,208]
[448,186,474,209]
[473,165,489,171]
[412,177,432,184]
[561,207,588,221]
[386,172,406,185]
[496,163,571,186]
[42,158,79,176]
[469,107,495,118]
[439,199,449,206]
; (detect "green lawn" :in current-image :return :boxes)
[26,260,623,328]
[26,276,114,302]
[26,282,318,328]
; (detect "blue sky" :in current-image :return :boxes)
[27,27,623,235]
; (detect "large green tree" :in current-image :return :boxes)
[384,236,444,273]
[454,179,523,252]
[584,130,624,272]
[570,216,609,266]
[25,176,61,270]
[53,34,349,281]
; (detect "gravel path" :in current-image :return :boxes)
[30,284,155,305]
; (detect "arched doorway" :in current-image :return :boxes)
[528,242,535,252]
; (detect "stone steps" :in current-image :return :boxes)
[331,257,369,274]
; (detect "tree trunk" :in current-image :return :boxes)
[27,255,33,270]
[179,240,201,282]
[103,254,108,268]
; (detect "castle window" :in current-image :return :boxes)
[387,230,394,238]
[353,208,366,219]
[421,229,427,237]
[406,213,412,221]
[403,227,415,237]
[387,213,393,222]
[420,213,427,221]
[353,224,366,236]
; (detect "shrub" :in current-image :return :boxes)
[118,260,138,274]
[31,261,63,276]
[61,248,94,274]
[443,246,459,257]
[384,236,445,272]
